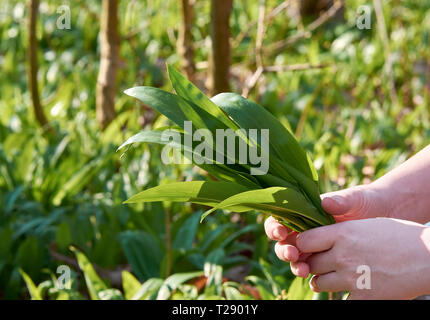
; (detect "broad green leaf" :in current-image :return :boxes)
[70,246,107,300]
[211,93,317,183]
[124,86,230,135]
[124,181,251,210]
[123,86,259,179]
[118,130,261,189]
[124,87,187,128]
[212,93,324,211]
[167,64,239,130]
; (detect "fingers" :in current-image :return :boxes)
[274,242,299,262]
[309,273,348,293]
[307,251,336,275]
[273,232,300,261]
[264,216,291,241]
[296,224,338,254]
[321,186,367,221]
[290,261,310,278]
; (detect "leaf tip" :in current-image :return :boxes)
[123,197,136,204]
[124,88,136,97]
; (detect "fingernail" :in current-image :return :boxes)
[310,276,320,292]
[329,195,345,206]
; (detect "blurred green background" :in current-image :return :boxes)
[0,0,429,299]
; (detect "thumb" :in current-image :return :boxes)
[321,186,367,219]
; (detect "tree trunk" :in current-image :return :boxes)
[96,0,120,130]
[208,0,233,96]
[27,0,51,131]
[178,0,196,82]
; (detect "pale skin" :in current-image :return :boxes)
[265,144,430,299]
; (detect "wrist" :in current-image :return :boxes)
[370,175,430,224]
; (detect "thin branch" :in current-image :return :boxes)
[232,0,291,49]
[255,0,266,70]
[242,63,327,98]
[264,63,326,72]
[242,66,264,98]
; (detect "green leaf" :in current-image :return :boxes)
[19,269,42,300]
[258,259,281,297]
[202,187,334,230]
[246,275,276,300]
[172,212,201,251]
[156,271,203,300]
[124,86,229,134]
[70,246,107,300]
[119,231,163,280]
[218,224,259,249]
[212,92,317,182]
[122,271,142,300]
[132,278,164,300]
[167,64,239,130]
[124,87,188,128]
[287,276,314,300]
[118,130,261,189]
[212,93,324,211]
[124,181,251,210]
[98,289,125,300]
[223,284,252,300]
[52,155,109,205]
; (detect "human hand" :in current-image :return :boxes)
[265,184,388,276]
[295,217,430,299]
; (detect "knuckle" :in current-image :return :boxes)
[334,253,346,269]
[295,234,307,251]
